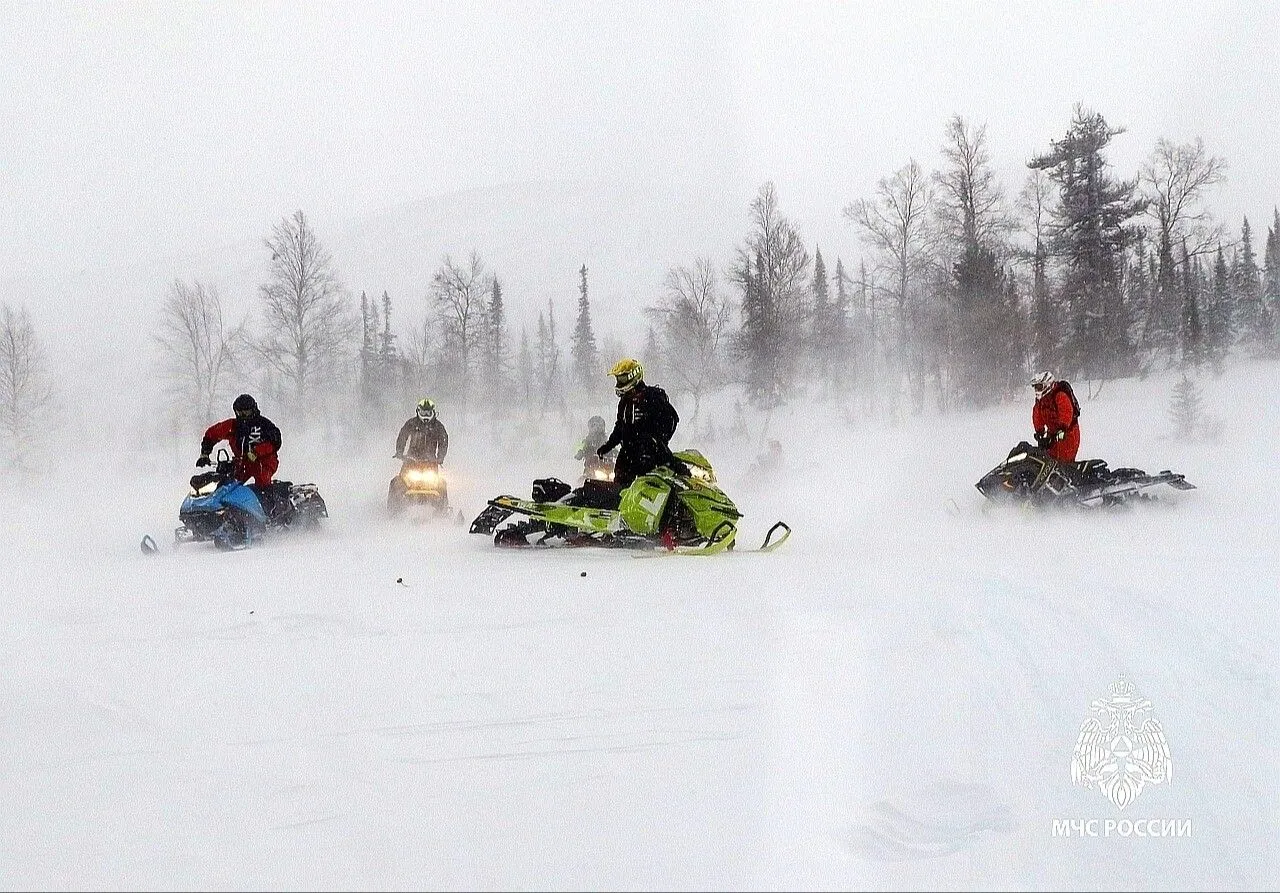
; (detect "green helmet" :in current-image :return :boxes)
[416,398,436,421]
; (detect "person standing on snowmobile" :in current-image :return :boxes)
[395,398,449,463]
[597,359,685,490]
[1030,371,1081,463]
[197,393,282,486]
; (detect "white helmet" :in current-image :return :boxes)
[1030,371,1056,398]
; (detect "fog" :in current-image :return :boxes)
[3,2,1277,330]
[3,5,1279,887]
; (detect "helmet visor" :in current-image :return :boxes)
[1030,373,1054,397]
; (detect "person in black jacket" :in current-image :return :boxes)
[597,359,685,489]
[395,398,449,463]
[197,393,282,485]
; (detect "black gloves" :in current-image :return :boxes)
[195,455,211,468]
[1035,428,1064,448]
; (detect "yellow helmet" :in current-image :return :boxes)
[608,358,644,395]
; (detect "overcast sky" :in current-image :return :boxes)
[2,0,1278,292]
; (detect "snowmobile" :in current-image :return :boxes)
[388,456,451,517]
[142,449,328,553]
[470,449,790,554]
[975,441,1196,510]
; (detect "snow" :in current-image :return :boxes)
[2,363,1277,890]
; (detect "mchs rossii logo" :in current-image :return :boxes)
[1071,677,1172,810]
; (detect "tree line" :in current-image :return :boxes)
[4,105,1280,467]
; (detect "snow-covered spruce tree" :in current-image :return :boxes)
[1180,244,1205,370]
[1029,106,1145,383]
[1205,246,1232,371]
[933,116,1018,409]
[378,292,399,405]
[1138,137,1226,362]
[357,291,400,424]
[1263,210,1280,357]
[516,326,533,406]
[731,182,810,410]
[808,247,832,394]
[481,277,511,417]
[1168,372,1203,438]
[571,264,600,399]
[1233,217,1268,349]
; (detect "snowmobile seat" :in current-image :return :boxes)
[252,480,294,521]
[568,478,621,510]
[1070,458,1110,486]
[533,477,572,503]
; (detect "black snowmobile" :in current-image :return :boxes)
[975,441,1196,509]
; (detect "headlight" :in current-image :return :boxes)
[190,481,219,497]
[405,469,438,484]
[592,468,613,480]
[687,465,713,483]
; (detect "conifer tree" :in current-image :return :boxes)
[571,264,600,396]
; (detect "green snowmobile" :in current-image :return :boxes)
[469,449,790,555]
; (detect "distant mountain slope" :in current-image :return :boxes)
[11,176,750,423]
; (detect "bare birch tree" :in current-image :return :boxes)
[0,303,55,469]
[844,159,933,408]
[1019,168,1059,372]
[933,116,1011,258]
[1140,138,1228,259]
[255,210,355,419]
[430,251,491,417]
[646,257,731,418]
[154,279,243,427]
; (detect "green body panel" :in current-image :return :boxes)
[490,496,624,534]
[618,475,672,535]
[679,485,740,538]
[490,452,742,547]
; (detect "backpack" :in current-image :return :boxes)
[645,385,679,443]
[1055,380,1082,423]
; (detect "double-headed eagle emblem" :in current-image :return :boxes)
[1071,678,1172,809]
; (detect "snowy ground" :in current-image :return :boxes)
[2,363,1277,890]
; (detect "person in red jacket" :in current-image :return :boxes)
[197,393,282,486]
[1030,371,1080,463]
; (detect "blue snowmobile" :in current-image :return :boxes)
[141,449,328,553]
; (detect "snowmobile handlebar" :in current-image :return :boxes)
[396,454,442,465]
